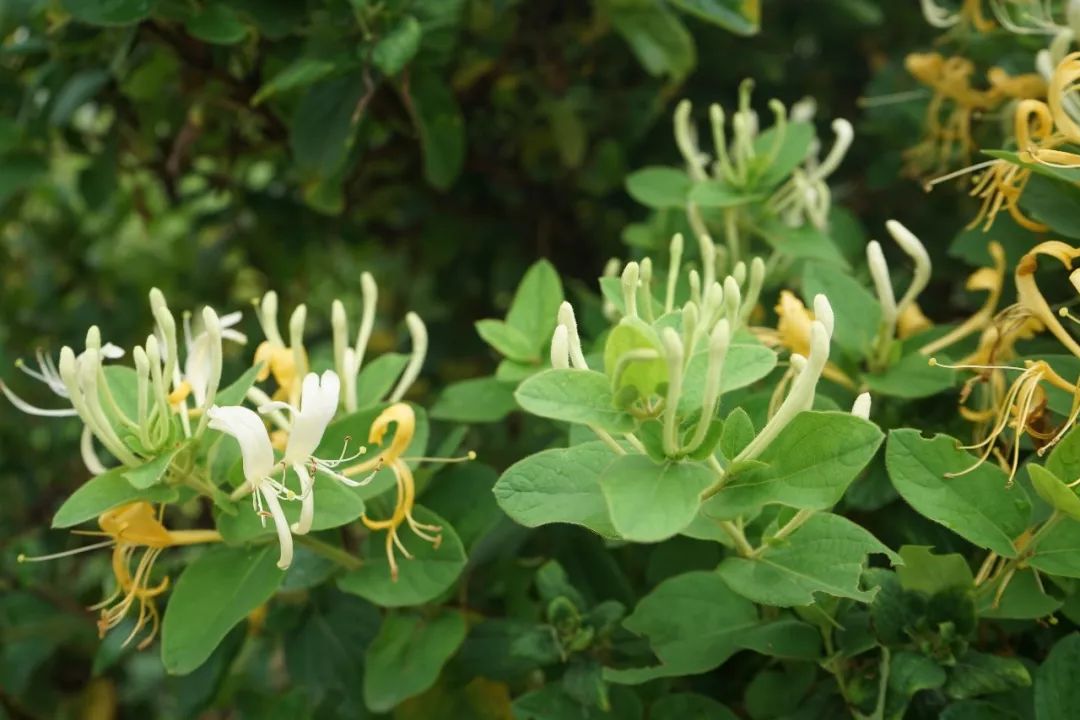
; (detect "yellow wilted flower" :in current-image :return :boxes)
[19,502,221,649]
[920,241,1007,357]
[754,290,854,390]
[344,403,474,580]
[1015,241,1080,358]
[898,302,934,339]
[904,53,1000,175]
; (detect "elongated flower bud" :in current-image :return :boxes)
[551,325,570,369]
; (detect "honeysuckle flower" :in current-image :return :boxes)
[755,290,853,389]
[898,302,934,339]
[866,220,932,368]
[851,392,872,420]
[0,334,123,418]
[904,53,999,175]
[208,370,368,569]
[737,296,834,463]
[931,357,1078,483]
[1014,241,1080,358]
[920,242,1007,357]
[341,403,474,580]
[19,501,221,649]
[252,291,308,405]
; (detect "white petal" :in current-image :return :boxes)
[0,380,78,417]
[184,333,213,406]
[207,405,276,481]
[258,482,294,569]
[283,371,340,464]
[291,463,314,535]
[100,342,126,360]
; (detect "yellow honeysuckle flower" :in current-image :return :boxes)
[905,53,1000,175]
[19,502,221,649]
[965,100,1052,232]
[960,0,995,32]
[987,68,1047,101]
[920,241,1007,357]
[754,290,854,390]
[1026,52,1080,168]
[343,403,474,580]
[931,358,1078,484]
[898,301,934,339]
[252,291,309,405]
[1015,241,1080,358]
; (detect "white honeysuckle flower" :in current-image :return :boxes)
[920,0,959,28]
[207,404,295,569]
[209,370,370,567]
[851,392,872,420]
[1,340,124,418]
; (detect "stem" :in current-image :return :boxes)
[716,519,754,557]
[296,535,362,571]
[750,509,814,558]
[700,456,728,499]
[724,208,740,266]
[591,426,626,455]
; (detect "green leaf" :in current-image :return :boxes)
[704,411,883,519]
[1028,521,1080,578]
[185,4,248,45]
[756,220,850,268]
[494,441,619,536]
[605,571,758,683]
[373,16,423,77]
[802,261,881,357]
[291,75,366,180]
[896,545,974,595]
[515,369,635,433]
[604,321,668,399]
[475,319,538,362]
[406,71,465,189]
[599,456,713,542]
[719,407,755,460]
[1029,465,1080,521]
[253,58,338,105]
[944,650,1031,700]
[651,693,738,720]
[337,506,465,607]
[605,0,696,80]
[1020,174,1080,240]
[1035,634,1080,720]
[52,467,179,528]
[123,445,183,490]
[355,353,409,408]
[625,166,691,209]
[1046,424,1080,483]
[430,376,517,423]
[885,430,1031,557]
[716,513,899,606]
[363,610,467,713]
[214,363,262,407]
[669,0,759,34]
[864,351,957,399]
[161,544,284,674]
[679,342,778,415]
[63,0,153,26]
[753,121,815,188]
[515,685,644,719]
[505,259,564,343]
[48,69,110,126]
[688,180,760,208]
[886,651,947,717]
[978,568,1061,619]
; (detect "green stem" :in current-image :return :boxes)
[296,535,363,571]
[750,509,814,558]
[724,208,740,266]
[700,456,728,499]
[716,519,754,557]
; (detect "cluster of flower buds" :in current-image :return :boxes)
[0,289,245,474]
[673,79,854,233]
